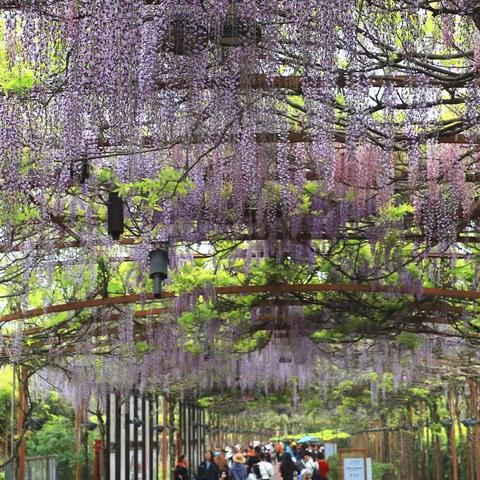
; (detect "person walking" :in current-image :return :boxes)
[285,442,294,459]
[257,453,274,480]
[280,453,297,480]
[275,442,284,463]
[216,450,230,473]
[230,453,249,480]
[174,455,190,480]
[247,445,262,477]
[296,451,316,477]
[317,454,329,480]
[197,451,221,480]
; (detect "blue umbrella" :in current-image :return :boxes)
[297,435,321,444]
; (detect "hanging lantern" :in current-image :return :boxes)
[218,14,261,47]
[107,192,124,241]
[218,2,261,47]
[461,418,479,427]
[69,158,90,185]
[164,14,208,55]
[149,248,169,298]
[440,418,453,429]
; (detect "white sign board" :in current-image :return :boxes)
[343,458,366,480]
[324,443,337,459]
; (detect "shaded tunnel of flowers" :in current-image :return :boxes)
[2,0,480,478]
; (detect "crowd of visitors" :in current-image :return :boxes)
[174,441,330,480]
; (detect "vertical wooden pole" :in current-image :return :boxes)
[94,439,102,480]
[142,395,147,480]
[76,402,84,480]
[418,401,426,480]
[187,404,192,468]
[469,378,480,480]
[218,416,223,448]
[10,364,16,476]
[134,395,139,480]
[162,397,168,480]
[434,434,442,480]
[156,396,160,480]
[399,430,404,480]
[408,406,414,480]
[449,388,459,480]
[201,409,206,461]
[169,399,176,476]
[115,393,121,480]
[17,367,27,480]
[149,395,155,480]
[125,395,131,479]
[105,393,111,480]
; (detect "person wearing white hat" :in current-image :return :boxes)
[226,449,235,468]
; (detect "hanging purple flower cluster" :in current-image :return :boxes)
[27,317,473,408]
[3,0,480,402]
[0,0,478,257]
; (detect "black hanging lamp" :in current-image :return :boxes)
[149,246,169,298]
[218,1,261,47]
[462,418,479,428]
[164,13,208,55]
[70,158,90,185]
[107,192,124,241]
[130,418,144,428]
[83,421,98,432]
[441,418,453,429]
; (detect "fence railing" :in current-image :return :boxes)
[25,455,57,480]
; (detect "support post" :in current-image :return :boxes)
[134,394,139,480]
[434,433,442,480]
[162,397,168,480]
[115,392,121,480]
[169,399,176,476]
[75,402,84,480]
[125,395,131,479]
[417,401,426,480]
[469,378,480,480]
[94,439,102,480]
[105,393,111,480]
[142,394,147,480]
[17,367,27,480]
[10,364,16,477]
[449,388,459,480]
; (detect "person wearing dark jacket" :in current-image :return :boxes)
[197,451,220,480]
[175,455,191,480]
[247,445,262,474]
[229,454,248,480]
[280,453,297,480]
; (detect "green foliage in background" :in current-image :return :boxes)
[27,415,78,478]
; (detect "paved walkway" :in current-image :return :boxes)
[273,462,282,480]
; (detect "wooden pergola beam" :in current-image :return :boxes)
[118,130,474,150]
[2,305,464,358]
[253,131,472,145]
[2,299,462,344]
[23,230,480,260]
[159,74,446,91]
[1,282,478,323]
